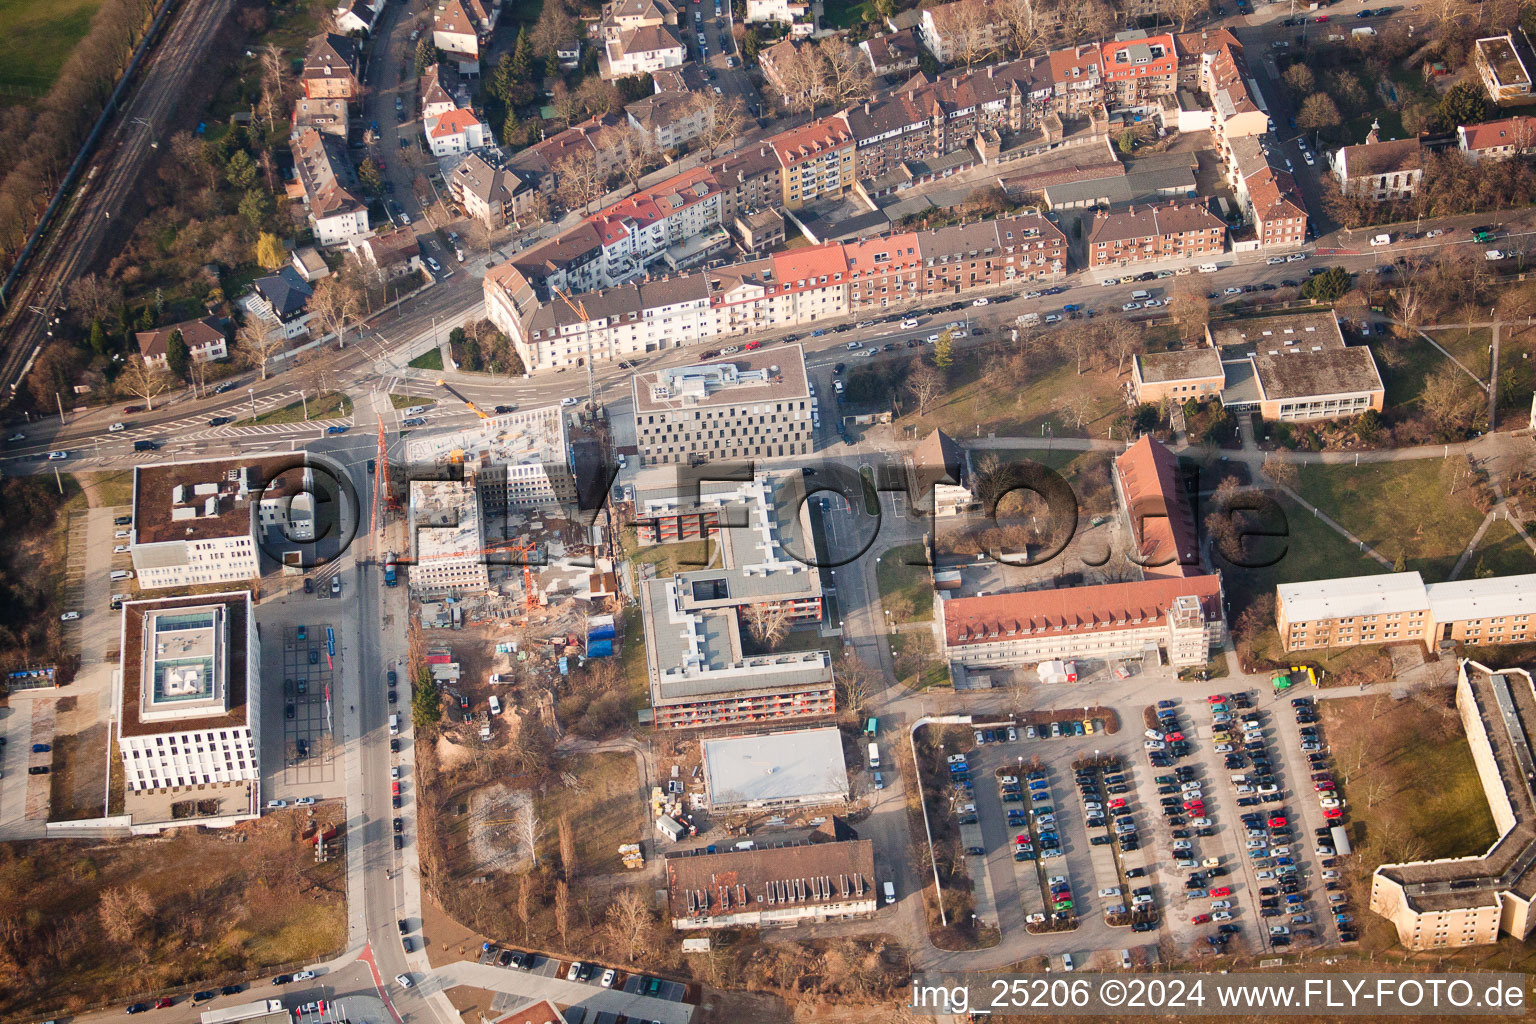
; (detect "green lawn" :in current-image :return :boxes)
[1220,494,1386,617]
[1294,460,1487,582]
[1423,327,1494,383]
[876,542,933,622]
[237,391,351,425]
[899,355,1123,440]
[889,632,948,690]
[389,393,436,410]
[820,0,876,28]
[1469,516,1536,578]
[623,534,720,576]
[80,470,134,508]
[1370,335,1446,409]
[0,0,103,96]
[408,347,444,371]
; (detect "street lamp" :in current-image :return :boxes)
[247,388,256,422]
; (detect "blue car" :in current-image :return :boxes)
[326,425,348,435]
[31,743,50,753]
[1276,856,1294,866]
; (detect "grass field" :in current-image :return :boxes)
[0,0,102,96]
[888,632,948,689]
[79,470,134,508]
[622,534,719,577]
[1324,692,1498,909]
[1293,459,1486,582]
[534,752,642,876]
[389,394,436,410]
[1424,327,1494,383]
[1220,493,1386,615]
[820,0,876,26]
[408,348,445,371]
[876,542,934,622]
[898,355,1123,439]
[1468,515,1536,578]
[1371,335,1447,410]
[238,391,351,425]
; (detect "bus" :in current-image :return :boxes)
[200,1000,283,1024]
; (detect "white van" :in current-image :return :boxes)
[1130,289,1152,301]
[883,881,896,904]
[1370,233,1392,246]
[389,714,400,736]
[110,569,134,581]
[1197,263,1219,273]
[403,405,429,416]
[488,695,502,715]
[734,840,755,851]
[901,317,920,329]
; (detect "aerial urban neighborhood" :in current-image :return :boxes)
[5,0,1536,1017]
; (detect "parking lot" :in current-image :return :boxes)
[917,658,1357,963]
[278,623,339,791]
[475,945,688,1006]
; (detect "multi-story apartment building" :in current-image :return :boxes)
[301,34,361,99]
[632,346,813,466]
[1371,660,1536,950]
[602,24,686,79]
[406,480,491,594]
[116,592,261,828]
[1277,571,1536,652]
[638,473,834,730]
[129,455,311,589]
[707,145,783,222]
[449,152,538,229]
[426,107,492,156]
[486,214,1068,371]
[769,114,856,209]
[940,574,1227,669]
[918,0,1008,65]
[433,0,500,69]
[589,165,724,279]
[291,128,368,247]
[499,222,608,299]
[1087,200,1225,269]
[1046,44,1103,119]
[860,28,921,78]
[668,840,877,929]
[1224,136,1308,249]
[916,214,1068,295]
[1334,125,1424,201]
[402,405,575,514]
[1475,33,1533,106]
[1100,31,1177,112]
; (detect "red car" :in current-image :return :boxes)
[1323,807,1344,819]
[1190,913,1211,924]
[1015,834,1031,844]
[1209,886,1231,898]
[1108,798,1127,809]
[1053,892,1073,903]
[1184,800,1205,811]
[153,999,175,1010]
[1166,731,1186,742]
[1207,694,1227,703]
[392,781,402,796]
[1268,816,1287,828]
[1314,13,1330,20]
[1315,781,1335,791]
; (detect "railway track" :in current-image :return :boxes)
[0,0,235,407]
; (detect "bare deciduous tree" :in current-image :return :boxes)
[741,602,791,648]
[309,274,363,349]
[555,149,607,214]
[603,887,653,964]
[237,318,286,380]
[816,37,874,105]
[518,803,543,866]
[67,273,122,325]
[906,361,946,415]
[835,652,880,718]
[1169,287,1211,345]
[558,814,578,878]
[259,44,289,134]
[997,0,1044,55]
[118,356,174,411]
[554,878,571,948]
[690,92,751,157]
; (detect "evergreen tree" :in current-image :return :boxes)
[503,110,523,147]
[165,329,190,380]
[88,320,110,357]
[545,51,562,82]
[493,52,517,106]
[511,28,534,83]
[412,668,442,730]
[414,38,442,77]
[934,328,954,372]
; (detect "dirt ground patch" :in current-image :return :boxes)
[534,752,643,876]
[467,784,533,875]
[0,810,345,1019]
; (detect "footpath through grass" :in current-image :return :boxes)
[238,391,351,425]
[1293,459,1486,582]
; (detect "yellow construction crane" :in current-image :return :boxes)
[435,378,490,420]
[552,286,597,415]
